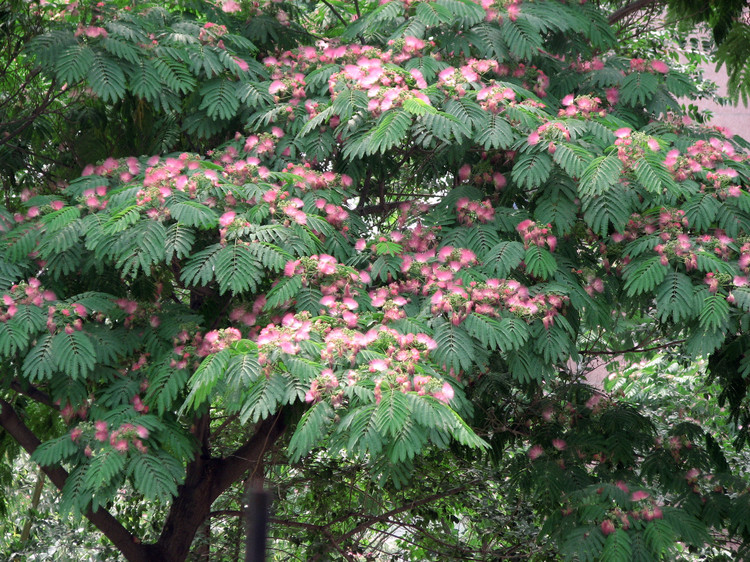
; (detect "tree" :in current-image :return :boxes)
[3,0,750,560]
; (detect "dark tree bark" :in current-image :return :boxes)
[0,398,286,562]
[607,0,661,24]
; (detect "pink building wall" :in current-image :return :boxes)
[691,65,750,139]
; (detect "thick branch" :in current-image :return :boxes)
[0,399,147,560]
[147,413,285,561]
[608,0,661,24]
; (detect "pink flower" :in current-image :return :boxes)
[631,490,649,502]
[434,382,455,403]
[219,211,236,227]
[222,0,241,12]
[552,439,566,451]
[614,127,631,139]
[601,520,615,536]
[269,80,286,94]
[650,60,669,73]
[528,445,544,460]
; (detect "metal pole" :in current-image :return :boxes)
[245,486,271,562]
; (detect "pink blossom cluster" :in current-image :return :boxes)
[436,60,499,97]
[558,94,606,119]
[527,121,570,153]
[256,314,313,365]
[59,401,89,424]
[46,302,87,335]
[613,128,660,170]
[328,56,430,115]
[170,330,194,371]
[476,83,516,113]
[268,74,306,101]
[196,327,242,357]
[502,63,549,97]
[304,368,340,404]
[321,327,379,366]
[71,421,149,455]
[429,278,565,328]
[456,197,495,225]
[481,0,522,24]
[244,131,283,156]
[386,36,433,63]
[629,58,669,74]
[198,22,228,47]
[374,375,453,405]
[516,219,557,252]
[82,156,121,178]
[458,164,507,191]
[0,279,56,322]
[74,25,108,39]
[614,207,748,275]
[663,137,743,182]
[229,296,267,328]
[566,56,605,74]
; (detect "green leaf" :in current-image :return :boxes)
[511,153,553,189]
[375,389,410,438]
[56,44,95,84]
[475,113,514,149]
[130,451,183,502]
[620,72,659,106]
[601,529,632,562]
[167,200,218,229]
[199,79,240,121]
[553,143,593,177]
[524,245,557,279]
[165,223,196,261]
[415,1,453,26]
[699,293,729,332]
[214,243,263,295]
[182,349,230,412]
[180,243,222,287]
[655,273,698,323]
[51,331,97,379]
[635,152,678,195]
[85,447,126,491]
[502,17,543,59]
[580,154,623,196]
[623,256,668,296]
[22,334,56,382]
[265,275,302,310]
[288,401,334,462]
[88,52,127,103]
[431,322,474,373]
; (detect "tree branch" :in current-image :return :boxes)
[579,339,686,356]
[321,0,349,26]
[336,479,481,541]
[608,0,661,25]
[0,398,148,560]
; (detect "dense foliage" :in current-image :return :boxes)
[3,0,750,560]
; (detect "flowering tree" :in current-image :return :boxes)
[4,0,750,560]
